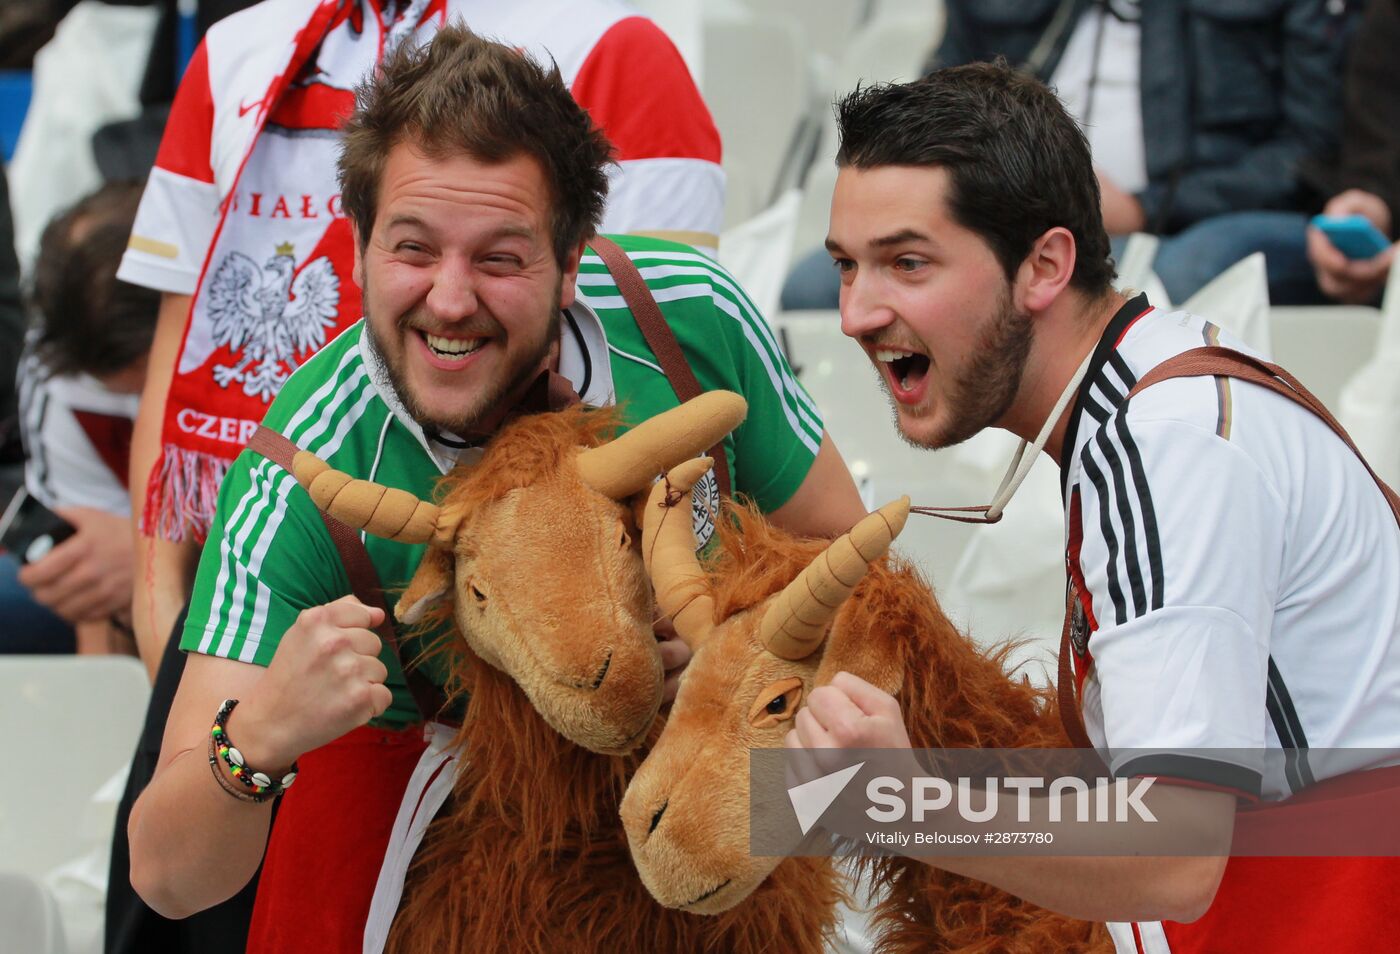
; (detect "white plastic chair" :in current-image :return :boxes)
[1270,305,1381,410]
[0,656,149,881]
[790,162,839,273]
[1181,251,1273,356]
[0,871,68,954]
[718,189,802,322]
[1114,232,1171,309]
[1338,261,1400,487]
[703,11,812,225]
[940,430,1066,685]
[736,0,866,65]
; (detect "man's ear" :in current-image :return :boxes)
[352,221,366,292]
[558,238,588,310]
[396,546,454,625]
[812,608,903,696]
[1014,226,1077,315]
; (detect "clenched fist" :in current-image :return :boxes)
[231,595,395,770]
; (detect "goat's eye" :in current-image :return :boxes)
[748,677,804,728]
[470,583,486,604]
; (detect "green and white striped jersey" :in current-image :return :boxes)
[181,235,824,726]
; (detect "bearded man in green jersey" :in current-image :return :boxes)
[126,24,865,950]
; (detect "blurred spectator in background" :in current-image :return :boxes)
[0,0,64,68]
[2,181,156,655]
[782,0,1353,311]
[1304,0,1400,304]
[0,169,24,498]
[6,0,254,269]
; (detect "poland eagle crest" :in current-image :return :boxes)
[207,242,339,401]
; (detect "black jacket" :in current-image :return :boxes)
[1325,0,1400,235]
[927,0,1354,234]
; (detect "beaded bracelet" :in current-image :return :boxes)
[210,699,298,800]
[207,735,266,804]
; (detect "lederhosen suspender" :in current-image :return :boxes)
[1058,346,1400,749]
[245,237,728,721]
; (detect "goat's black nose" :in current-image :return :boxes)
[649,800,669,835]
[590,651,613,690]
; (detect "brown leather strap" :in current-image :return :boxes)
[589,236,733,499]
[247,426,447,723]
[1057,345,1400,747]
[1126,347,1400,523]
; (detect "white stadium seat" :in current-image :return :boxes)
[718,188,802,321]
[703,11,813,227]
[0,656,149,889]
[1181,251,1273,355]
[0,871,69,954]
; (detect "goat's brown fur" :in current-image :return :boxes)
[432,404,620,510]
[385,651,843,953]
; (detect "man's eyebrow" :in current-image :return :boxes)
[870,228,932,248]
[384,213,428,231]
[486,224,535,242]
[825,228,934,254]
[382,218,534,243]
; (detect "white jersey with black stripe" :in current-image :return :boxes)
[1061,294,1400,803]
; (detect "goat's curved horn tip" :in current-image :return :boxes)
[880,496,912,537]
[692,390,748,424]
[663,457,714,495]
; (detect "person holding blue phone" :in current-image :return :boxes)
[1304,1,1400,305]
[1299,0,1388,301]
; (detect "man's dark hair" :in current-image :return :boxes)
[31,181,159,378]
[340,24,614,267]
[836,61,1115,294]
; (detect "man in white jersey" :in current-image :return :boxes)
[791,63,1400,951]
[128,25,865,952]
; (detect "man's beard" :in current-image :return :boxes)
[365,298,561,437]
[902,287,1033,451]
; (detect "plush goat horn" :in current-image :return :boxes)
[641,457,717,650]
[576,391,747,500]
[291,450,454,548]
[757,497,911,660]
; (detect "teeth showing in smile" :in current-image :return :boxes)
[875,347,929,392]
[424,333,485,361]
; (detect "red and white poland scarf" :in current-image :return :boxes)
[145,0,435,542]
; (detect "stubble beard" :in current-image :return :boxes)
[364,287,562,437]
[899,287,1034,451]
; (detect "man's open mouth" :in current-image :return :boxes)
[422,331,487,364]
[875,347,931,392]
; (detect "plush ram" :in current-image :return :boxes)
[621,459,1110,952]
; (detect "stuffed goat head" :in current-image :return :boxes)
[291,392,747,755]
[620,457,909,912]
